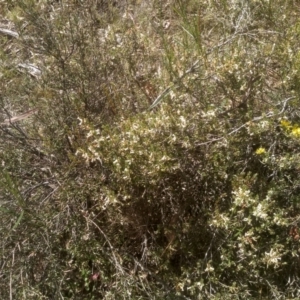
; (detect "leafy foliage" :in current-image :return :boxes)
[1,0,300,299]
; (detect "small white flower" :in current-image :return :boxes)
[264,248,281,268]
[205,263,214,273]
[87,130,94,138]
[233,187,252,206]
[179,116,187,128]
[78,117,83,125]
[253,203,268,219]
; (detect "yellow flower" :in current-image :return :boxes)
[280,119,292,130]
[291,126,300,137]
[255,147,266,155]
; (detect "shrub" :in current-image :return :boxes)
[1,0,300,299]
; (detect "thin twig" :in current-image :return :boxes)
[9,271,12,300]
[148,60,200,110]
[1,109,38,126]
[196,96,296,146]
[85,216,125,275]
[0,28,19,38]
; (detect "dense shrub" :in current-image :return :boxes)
[1,0,300,298]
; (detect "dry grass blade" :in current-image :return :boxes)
[0,28,19,38]
[1,109,38,126]
[17,64,42,78]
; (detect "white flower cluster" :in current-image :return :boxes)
[264,248,282,268]
[232,187,254,207]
